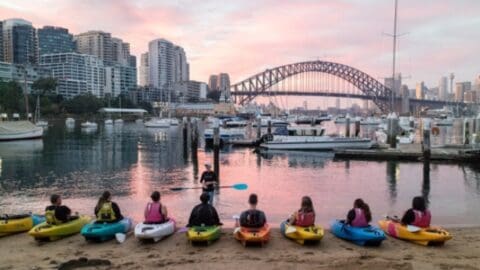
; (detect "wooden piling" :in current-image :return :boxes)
[345,117,350,137]
[256,118,262,140]
[267,120,272,136]
[213,127,220,182]
[464,119,470,145]
[422,118,431,160]
[191,119,198,161]
[354,120,360,137]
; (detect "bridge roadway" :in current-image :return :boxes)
[230,90,465,108]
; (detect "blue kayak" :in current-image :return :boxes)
[330,219,386,246]
[81,218,132,242]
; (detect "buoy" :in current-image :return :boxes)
[432,127,440,136]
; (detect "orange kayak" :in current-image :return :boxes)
[234,224,270,246]
[378,219,452,246]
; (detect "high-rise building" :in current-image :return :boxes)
[40,53,105,98]
[384,73,402,95]
[455,82,471,102]
[0,21,3,61]
[438,76,448,101]
[208,74,219,91]
[0,61,51,92]
[139,52,149,86]
[128,55,136,68]
[111,37,131,66]
[148,38,175,89]
[2,18,38,64]
[74,31,113,66]
[415,82,425,99]
[174,46,189,82]
[37,26,75,56]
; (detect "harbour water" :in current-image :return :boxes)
[0,120,479,227]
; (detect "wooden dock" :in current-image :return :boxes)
[334,144,480,163]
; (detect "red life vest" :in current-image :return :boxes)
[144,202,164,223]
[351,208,369,227]
[294,210,315,227]
[412,209,431,228]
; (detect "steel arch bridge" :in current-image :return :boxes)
[230,60,394,112]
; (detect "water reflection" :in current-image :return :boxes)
[386,161,399,205]
[422,162,431,204]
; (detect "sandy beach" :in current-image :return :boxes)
[0,226,479,270]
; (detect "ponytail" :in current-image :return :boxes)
[95,191,111,212]
[354,198,372,222]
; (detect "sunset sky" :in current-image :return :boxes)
[1,0,479,93]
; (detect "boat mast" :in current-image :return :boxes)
[23,66,30,121]
[390,0,399,113]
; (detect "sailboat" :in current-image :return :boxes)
[34,96,48,127]
[144,87,178,128]
[114,96,124,125]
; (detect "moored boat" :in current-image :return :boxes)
[0,121,43,141]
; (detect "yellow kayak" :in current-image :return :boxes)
[0,214,45,237]
[28,215,91,241]
[378,219,452,246]
[186,226,221,244]
[281,221,324,245]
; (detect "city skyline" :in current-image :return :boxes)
[1,0,479,89]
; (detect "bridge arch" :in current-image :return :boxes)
[230,60,393,113]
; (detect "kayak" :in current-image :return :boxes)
[187,226,221,244]
[280,221,324,245]
[378,219,452,246]
[330,219,386,246]
[29,215,91,241]
[81,218,132,242]
[234,224,270,246]
[0,214,45,237]
[135,219,176,242]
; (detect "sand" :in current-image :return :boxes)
[0,227,479,270]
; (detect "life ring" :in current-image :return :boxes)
[431,127,440,136]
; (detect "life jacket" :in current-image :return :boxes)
[145,202,164,223]
[351,208,369,227]
[45,208,61,225]
[97,202,116,222]
[294,210,315,227]
[412,209,431,228]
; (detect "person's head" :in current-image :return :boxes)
[248,193,258,207]
[50,194,61,205]
[151,191,160,202]
[101,191,112,202]
[200,192,210,204]
[300,196,314,212]
[354,198,372,222]
[412,196,426,212]
[205,163,212,171]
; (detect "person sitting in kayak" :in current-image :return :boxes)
[239,193,267,228]
[187,193,222,227]
[94,191,123,223]
[288,196,315,227]
[144,191,168,224]
[200,163,217,204]
[45,194,77,225]
[401,196,431,228]
[346,198,372,227]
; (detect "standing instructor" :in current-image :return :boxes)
[200,163,217,204]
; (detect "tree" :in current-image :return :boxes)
[31,77,57,96]
[62,93,104,114]
[0,80,25,114]
[207,90,222,102]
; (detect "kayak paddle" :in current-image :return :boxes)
[170,183,248,191]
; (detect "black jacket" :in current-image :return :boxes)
[187,203,221,227]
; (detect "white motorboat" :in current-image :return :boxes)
[114,119,124,125]
[65,117,75,126]
[252,118,289,127]
[374,129,414,144]
[225,118,248,128]
[35,120,48,127]
[81,121,98,128]
[169,118,179,126]
[204,128,245,145]
[360,117,382,126]
[105,119,113,125]
[145,118,170,128]
[0,121,43,141]
[434,117,453,126]
[259,126,373,150]
[334,115,347,124]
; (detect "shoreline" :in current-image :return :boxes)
[1,226,479,270]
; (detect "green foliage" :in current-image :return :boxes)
[31,77,57,96]
[62,93,104,114]
[207,90,221,102]
[0,80,25,114]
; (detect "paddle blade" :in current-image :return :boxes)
[176,227,189,233]
[285,226,297,234]
[233,227,241,234]
[407,225,421,233]
[115,233,126,243]
[169,187,185,191]
[232,183,248,190]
